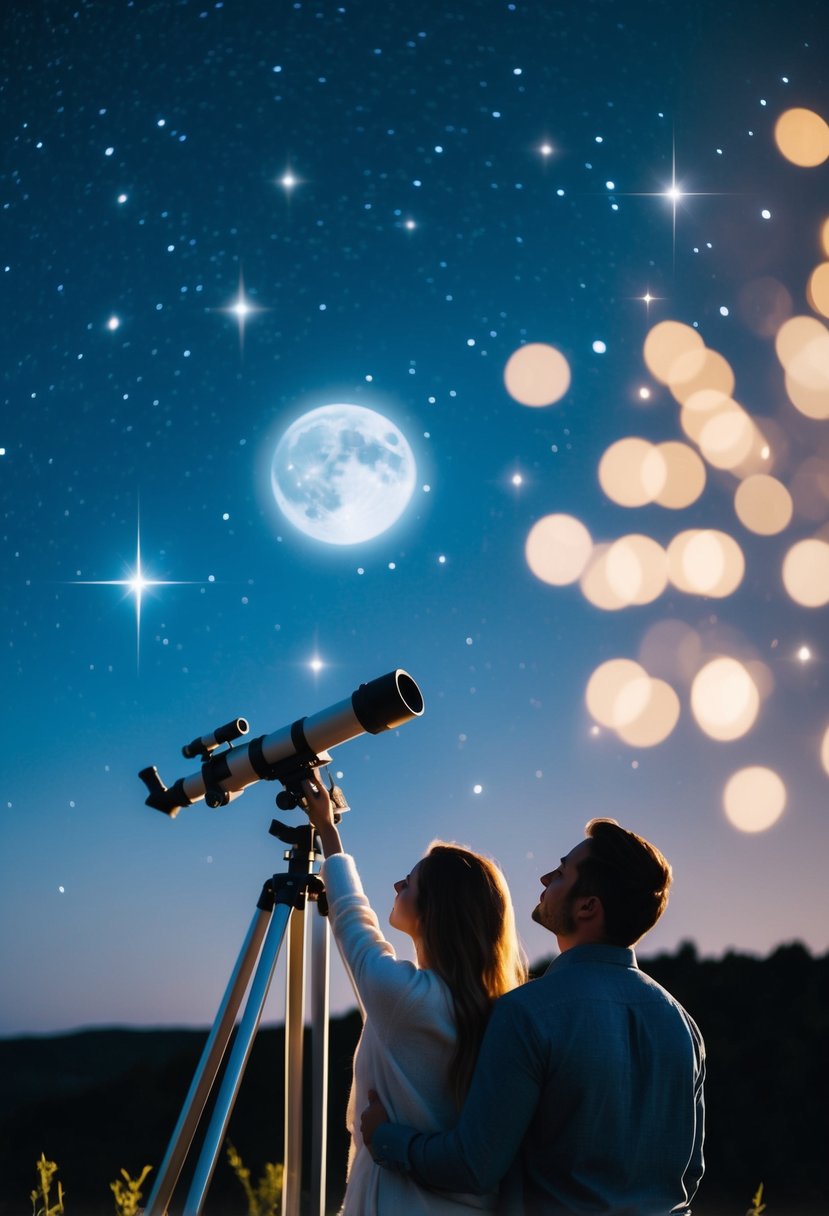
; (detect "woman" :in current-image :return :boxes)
[301,771,527,1215]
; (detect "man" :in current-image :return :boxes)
[361,819,705,1215]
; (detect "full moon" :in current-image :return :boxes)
[270,403,417,545]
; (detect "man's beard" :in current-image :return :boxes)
[532,895,577,937]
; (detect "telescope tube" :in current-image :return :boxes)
[139,669,424,816]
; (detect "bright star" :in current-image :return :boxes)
[278,168,300,191]
[72,518,195,669]
[219,272,265,348]
[615,136,720,265]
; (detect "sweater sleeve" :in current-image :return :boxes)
[321,853,433,1032]
[371,993,544,1192]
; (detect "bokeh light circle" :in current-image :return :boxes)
[723,767,786,833]
[643,321,705,384]
[774,108,829,167]
[647,442,706,509]
[615,678,680,747]
[667,348,736,406]
[598,438,662,507]
[781,538,829,606]
[807,262,829,318]
[586,659,649,729]
[667,530,745,597]
[690,657,760,741]
[696,400,758,470]
[734,474,794,535]
[525,514,592,585]
[504,343,571,406]
[604,534,668,605]
[821,724,829,777]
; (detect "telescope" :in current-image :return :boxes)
[138,668,424,817]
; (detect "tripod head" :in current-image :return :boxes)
[138,668,423,817]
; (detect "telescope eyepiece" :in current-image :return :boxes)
[182,717,249,759]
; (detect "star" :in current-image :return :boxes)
[617,136,721,265]
[72,518,195,669]
[637,289,664,314]
[278,168,301,191]
[218,272,265,349]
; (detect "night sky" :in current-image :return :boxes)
[2,0,829,1038]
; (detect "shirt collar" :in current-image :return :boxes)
[545,943,638,973]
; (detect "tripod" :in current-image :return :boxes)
[143,820,335,1216]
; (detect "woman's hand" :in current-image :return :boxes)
[301,768,344,857]
[360,1088,390,1150]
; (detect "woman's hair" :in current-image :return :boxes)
[415,841,527,1106]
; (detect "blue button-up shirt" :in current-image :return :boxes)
[372,944,705,1215]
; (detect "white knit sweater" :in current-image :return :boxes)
[321,853,496,1215]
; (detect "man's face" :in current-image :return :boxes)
[531,839,592,938]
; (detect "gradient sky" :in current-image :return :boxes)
[2,0,828,1038]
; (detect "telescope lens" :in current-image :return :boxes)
[396,672,424,716]
[352,669,424,734]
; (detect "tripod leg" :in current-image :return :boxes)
[282,905,307,1216]
[309,908,330,1216]
[182,901,294,1216]
[144,893,274,1216]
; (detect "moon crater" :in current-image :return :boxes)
[270,403,417,545]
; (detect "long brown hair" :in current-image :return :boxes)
[415,842,527,1106]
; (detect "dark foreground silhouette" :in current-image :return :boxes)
[1,942,826,1215]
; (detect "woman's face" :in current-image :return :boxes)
[389,860,422,938]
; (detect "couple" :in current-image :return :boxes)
[302,772,705,1215]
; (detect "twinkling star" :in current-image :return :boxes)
[618,137,720,265]
[218,272,265,349]
[72,519,195,669]
[637,289,664,314]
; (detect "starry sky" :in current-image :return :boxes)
[2,0,829,1037]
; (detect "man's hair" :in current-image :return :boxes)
[570,818,672,946]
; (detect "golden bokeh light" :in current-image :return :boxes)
[730,415,780,479]
[822,218,829,258]
[784,371,829,421]
[696,399,758,470]
[723,767,787,833]
[734,474,794,535]
[580,544,626,611]
[615,678,681,747]
[781,537,829,606]
[598,437,664,507]
[775,314,828,372]
[745,659,775,702]
[643,321,705,384]
[821,724,829,777]
[525,513,593,585]
[504,343,571,406]
[667,347,736,407]
[586,658,650,729]
[667,529,745,597]
[647,441,707,508]
[776,315,829,419]
[807,262,829,318]
[774,107,829,168]
[604,534,668,606]
[691,656,760,741]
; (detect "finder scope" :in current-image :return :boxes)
[138,668,424,817]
